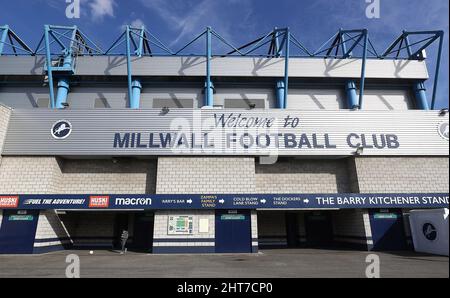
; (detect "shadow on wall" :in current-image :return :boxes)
[255,158,353,193]
[57,158,157,194]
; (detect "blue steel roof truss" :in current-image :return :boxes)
[0,25,446,110]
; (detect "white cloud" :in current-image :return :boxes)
[130,19,145,28]
[89,0,116,19]
[120,18,146,32]
[139,0,256,48]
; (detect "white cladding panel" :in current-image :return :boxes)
[0,87,414,110]
[0,87,52,108]
[361,89,413,110]
[0,56,429,79]
[286,89,346,110]
[2,109,448,156]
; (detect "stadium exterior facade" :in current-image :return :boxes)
[0,25,448,254]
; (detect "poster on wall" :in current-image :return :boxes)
[168,216,193,235]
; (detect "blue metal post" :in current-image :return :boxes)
[340,29,347,55]
[130,80,142,109]
[403,31,413,57]
[283,29,290,109]
[0,26,9,56]
[125,26,134,108]
[431,31,444,110]
[44,25,56,109]
[55,53,72,108]
[276,80,285,109]
[274,27,281,57]
[55,79,70,108]
[345,81,359,109]
[136,25,145,56]
[205,27,213,107]
[358,30,368,109]
[413,82,429,110]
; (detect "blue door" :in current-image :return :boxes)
[0,210,40,254]
[215,210,251,253]
[369,209,406,251]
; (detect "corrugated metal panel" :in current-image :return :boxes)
[0,56,429,79]
[0,87,52,109]
[286,89,345,110]
[0,87,415,110]
[362,89,413,110]
[0,56,45,75]
[2,109,448,156]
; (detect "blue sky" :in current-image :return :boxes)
[1,0,448,108]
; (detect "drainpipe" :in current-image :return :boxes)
[276,80,285,109]
[130,80,142,109]
[204,81,215,107]
[55,54,72,109]
[345,81,359,109]
[413,81,429,110]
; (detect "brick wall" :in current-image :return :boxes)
[34,210,72,253]
[157,157,255,194]
[59,159,157,194]
[332,209,372,249]
[0,158,157,194]
[257,211,306,247]
[352,157,449,193]
[0,157,62,194]
[256,159,352,193]
[60,212,115,247]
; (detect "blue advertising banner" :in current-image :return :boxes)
[0,193,448,210]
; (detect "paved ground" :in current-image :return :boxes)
[0,249,448,278]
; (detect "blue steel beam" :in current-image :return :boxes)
[107,25,173,108]
[0,26,7,55]
[1,25,446,110]
[283,28,290,109]
[38,25,103,109]
[44,25,56,109]
[431,31,444,110]
[358,30,369,109]
[381,30,444,109]
[125,25,134,107]
[205,27,213,107]
[0,25,33,56]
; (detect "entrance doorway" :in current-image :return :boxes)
[132,212,154,253]
[113,213,129,250]
[0,210,40,254]
[215,210,252,253]
[369,209,407,251]
[304,211,333,248]
[286,213,300,247]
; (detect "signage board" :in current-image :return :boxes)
[3,109,448,156]
[168,216,193,235]
[8,215,34,221]
[0,193,447,210]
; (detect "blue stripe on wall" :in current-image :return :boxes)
[153,246,215,254]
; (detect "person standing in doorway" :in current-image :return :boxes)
[120,229,129,254]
